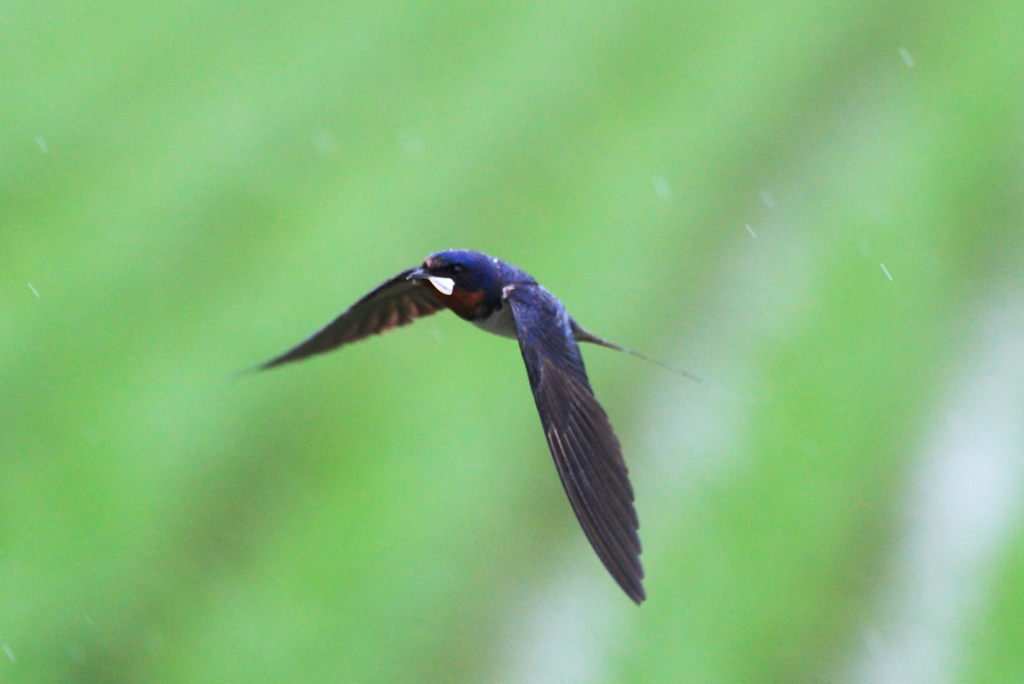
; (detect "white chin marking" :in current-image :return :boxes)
[427,276,455,296]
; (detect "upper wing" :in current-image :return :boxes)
[260,269,445,369]
[506,284,645,603]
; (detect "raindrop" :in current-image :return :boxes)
[652,175,672,201]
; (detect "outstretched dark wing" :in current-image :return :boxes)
[506,284,644,603]
[261,269,445,369]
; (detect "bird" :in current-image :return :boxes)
[260,249,652,603]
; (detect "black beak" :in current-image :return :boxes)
[407,267,428,281]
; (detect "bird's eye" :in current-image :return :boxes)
[450,264,465,275]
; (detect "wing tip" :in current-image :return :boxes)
[251,350,300,372]
[613,552,646,604]
[257,355,289,371]
[627,583,647,604]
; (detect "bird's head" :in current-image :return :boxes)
[408,250,504,321]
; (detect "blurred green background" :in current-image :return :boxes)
[3,1,1023,682]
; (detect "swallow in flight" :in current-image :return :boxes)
[261,249,666,603]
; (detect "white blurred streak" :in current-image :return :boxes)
[880,263,892,281]
[850,289,1024,684]
[492,563,628,684]
[639,218,817,536]
[899,48,915,67]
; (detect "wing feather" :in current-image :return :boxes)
[261,269,444,369]
[506,284,645,603]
